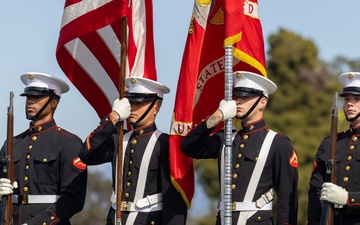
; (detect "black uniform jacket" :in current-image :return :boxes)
[0,119,87,225]
[308,127,360,224]
[79,115,187,225]
[181,118,298,225]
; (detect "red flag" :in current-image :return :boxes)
[56,0,157,118]
[224,0,266,76]
[169,0,266,208]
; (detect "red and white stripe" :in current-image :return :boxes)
[56,0,156,118]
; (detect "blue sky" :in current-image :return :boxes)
[1,0,360,216]
[1,1,360,139]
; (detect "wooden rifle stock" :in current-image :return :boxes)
[1,92,14,225]
[320,92,338,225]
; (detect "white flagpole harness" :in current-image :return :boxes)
[220,130,276,225]
[113,130,163,225]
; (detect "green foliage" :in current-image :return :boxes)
[71,170,112,225]
[192,28,356,225]
[326,55,360,75]
[195,159,220,198]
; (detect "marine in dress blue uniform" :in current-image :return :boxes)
[79,77,187,225]
[181,71,298,225]
[308,72,360,225]
[0,72,87,225]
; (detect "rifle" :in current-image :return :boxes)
[320,92,338,225]
[1,92,14,225]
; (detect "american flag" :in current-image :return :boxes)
[56,0,157,119]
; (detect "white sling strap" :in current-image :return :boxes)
[237,130,276,225]
[124,130,162,225]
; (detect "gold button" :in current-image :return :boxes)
[97,124,101,127]
[26,154,31,159]
[127,171,132,176]
[31,136,37,141]
[129,160,133,166]
[26,165,29,170]
[38,126,42,131]
[231,184,236,189]
[139,130,144,135]
[237,153,242,158]
[249,125,254,131]
[353,136,358,141]
[130,149,135,154]
[232,174,238,179]
[43,223,47,225]
[351,198,355,203]
[124,192,129,198]
[23,187,28,192]
[350,145,355,150]
[346,166,351,171]
[57,128,61,131]
[257,216,261,221]
[126,182,131,187]
[43,158,48,162]
[28,145,33,150]
[348,156,352,161]
[105,118,109,121]
[24,176,28,181]
[51,216,55,220]
[151,221,155,225]
[235,164,240,169]
[243,135,248,140]
[239,143,245,148]
[343,177,349,182]
[131,139,137,144]
[255,157,258,161]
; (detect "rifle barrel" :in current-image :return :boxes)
[3,91,14,225]
[320,92,338,225]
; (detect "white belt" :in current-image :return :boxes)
[13,195,60,204]
[255,188,274,208]
[219,201,272,211]
[219,189,274,211]
[111,193,163,212]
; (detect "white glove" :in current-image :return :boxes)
[218,100,236,121]
[0,178,14,197]
[320,182,348,206]
[112,98,130,121]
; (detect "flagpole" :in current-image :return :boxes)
[224,43,233,225]
[116,16,128,225]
